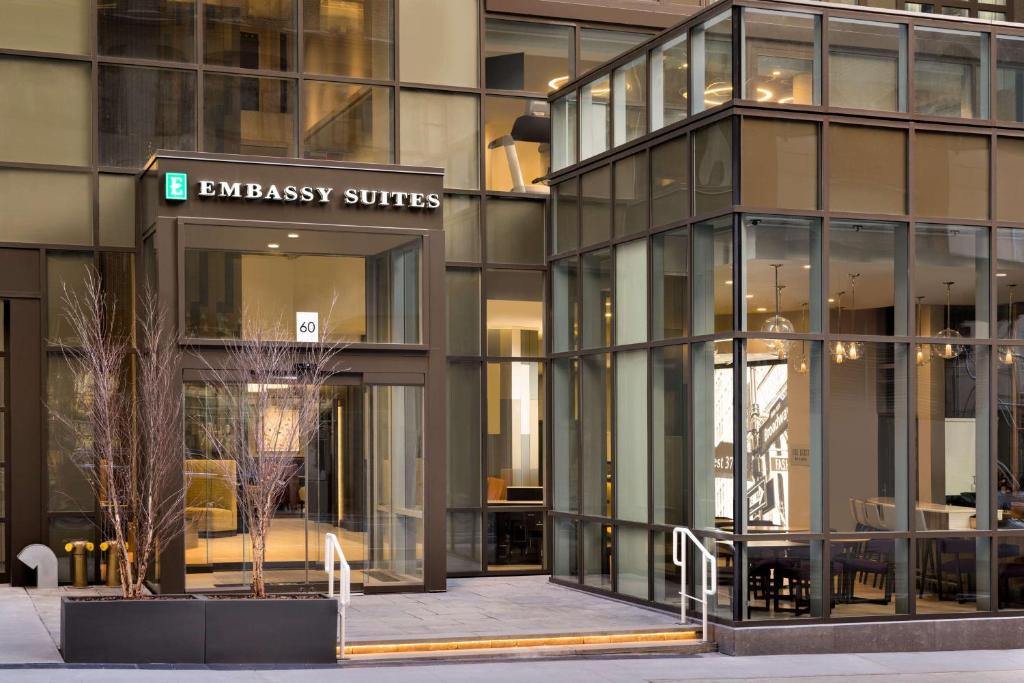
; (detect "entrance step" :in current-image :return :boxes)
[339,626,715,663]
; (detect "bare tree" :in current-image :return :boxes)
[195,312,343,598]
[55,270,185,599]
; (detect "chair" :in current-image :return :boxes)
[864,502,886,531]
[487,476,507,502]
[185,459,238,537]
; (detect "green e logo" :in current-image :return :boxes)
[165,172,188,201]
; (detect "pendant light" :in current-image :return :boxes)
[932,281,963,360]
[846,273,863,362]
[915,296,930,367]
[999,284,1018,366]
[833,291,847,365]
[761,263,794,359]
[795,302,809,374]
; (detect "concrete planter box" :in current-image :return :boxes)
[60,595,204,664]
[202,595,338,664]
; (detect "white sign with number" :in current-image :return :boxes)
[296,312,319,342]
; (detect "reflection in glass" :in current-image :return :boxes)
[616,350,648,523]
[614,153,648,237]
[997,36,1024,122]
[448,362,481,508]
[447,511,481,573]
[998,541,1024,607]
[552,517,578,582]
[580,75,610,160]
[693,217,733,336]
[551,92,577,172]
[652,33,688,130]
[617,527,648,599]
[204,0,295,70]
[914,27,987,119]
[829,220,907,336]
[203,74,295,157]
[446,269,480,356]
[486,362,544,504]
[303,82,393,163]
[693,340,734,530]
[694,120,733,216]
[583,522,612,588]
[488,511,543,570]
[914,224,989,339]
[652,228,689,340]
[303,0,392,79]
[579,29,646,75]
[652,137,688,227]
[743,9,819,105]
[47,354,95,513]
[692,12,733,113]
[743,215,820,337]
[997,359,1024,528]
[551,257,578,353]
[485,96,550,194]
[399,90,479,190]
[581,250,612,349]
[615,240,647,346]
[654,531,681,606]
[486,269,543,357]
[484,18,571,93]
[553,179,578,255]
[828,18,905,112]
[581,167,611,247]
[485,198,544,265]
[830,539,908,617]
[581,354,611,517]
[613,56,647,146]
[98,0,194,61]
[998,228,1024,341]
[443,195,480,262]
[917,537,988,612]
[653,345,687,525]
[745,540,822,619]
[552,358,578,513]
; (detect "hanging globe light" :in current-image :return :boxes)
[832,291,847,365]
[846,273,864,362]
[914,296,930,367]
[999,284,1019,366]
[932,281,964,360]
[760,263,794,359]
[794,302,810,374]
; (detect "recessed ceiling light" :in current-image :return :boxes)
[756,307,768,312]
[745,294,754,299]
[802,264,811,270]
[828,298,835,303]
[287,233,299,239]
[267,243,280,249]
[725,280,733,285]
[997,272,1008,277]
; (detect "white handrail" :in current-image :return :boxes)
[672,526,716,642]
[325,532,352,657]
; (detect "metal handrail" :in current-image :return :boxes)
[672,526,716,642]
[325,532,352,657]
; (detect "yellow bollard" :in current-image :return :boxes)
[100,541,120,587]
[64,541,94,588]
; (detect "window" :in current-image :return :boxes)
[652,228,689,340]
[693,340,734,529]
[0,0,90,54]
[98,0,195,62]
[997,137,1024,222]
[652,344,687,525]
[692,216,733,335]
[583,521,612,587]
[486,269,543,357]
[615,240,648,345]
[0,170,91,245]
[614,153,648,237]
[486,362,544,503]
[741,118,818,210]
[581,250,612,349]
[581,166,611,247]
[694,119,733,216]
[485,198,544,265]
[914,27,988,119]
[651,33,688,130]
[691,12,733,113]
[552,257,578,353]
[447,511,481,572]
[830,539,908,617]
[552,517,578,581]
[580,75,611,160]
[828,18,905,112]
[743,9,819,105]
[484,19,571,93]
[613,56,647,146]
[553,179,579,255]
[652,137,689,227]
[615,351,648,524]
[551,92,578,172]
[484,96,550,193]
[616,527,648,599]
[997,36,1024,122]
[914,224,989,339]
[829,220,907,336]
[303,0,392,79]
[99,174,136,248]
[446,269,480,355]
[579,29,647,75]
[997,227,1024,341]
[399,90,479,190]
[913,131,989,220]
[552,359,579,512]
[917,538,985,611]
[302,82,393,163]
[488,511,543,569]
[828,125,906,215]
[203,74,296,157]
[444,195,480,262]
[398,0,477,87]
[448,362,481,507]
[204,0,295,70]
[581,355,611,516]
[743,215,820,334]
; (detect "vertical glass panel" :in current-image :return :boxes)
[692,216,733,336]
[99,175,136,248]
[652,33,688,131]
[830,538,909,617]
[0,58,90,166]
[488,511,543,570]
[581,249,612,349]
[916,347,989,532]
[446,510,481,572]
[484,18,571,94]
[0,170,92,245]
[743,215,820,335]
[99,252,136,345]
[399,90,479,190]
[615,240,647,345]
[615,350,648,523]
[914,27,987,119]
[551,92,578,172]
[652,137,689,227]
[398,0,477,87]
[485,198,544,265]
[616,527,649,599]
[745,340,820,533]
[915,224,989,339]
[653,344,688,526]
[828,18,905,112]
[916,537,988,612]
[829,220,907,336]
[303,0,392,79]
[48,251,92,344]
[580,167,611,247]
[998,227,1024,341]
[693,119,733,216]
[693,340,734,530]
[997,356,1024,527]
[98,0,195,62]
[552,358,579,513]
[743,9,819,105]
[484,96,550,194]
[582,353,611,517]
[828,125,906,215]
[552,516,579,581]
[447,362,481,507]
[583,522,612,588]
[614,153,648,237]
[302,82,393,163]
[204,0,295,70]
[203,74,296,157]
[579,29,646,75]
[0,0,90,55]
[741,118,818,211]
[654,530,681,606]
[997,36,1024,123]
[652,227,690,340]
[47,354,95,513]
[745,540,822,619]
[692,12,733,113]
[444,195,481,263]
[580,75,611,161]
[828,343,909,532]
[446,269,480,355]
[613,55,647,146]
[551,257,578,353]
[913,132,989,220]
[997,137,1024,223]
[486,362,544,503]
[553,179,579,255]
[998,540,1024,607]
[486,269,543,357]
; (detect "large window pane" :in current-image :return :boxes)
[446,269,480,356]
[398,0,477,87]
[653,345,687,525]
[580,75,610,160]
[613,56,647,146]
[486,198,544,265]
[444,195,480,263]
[999,541,1024,607]
[47,354,94,513]
[484,18,571,94]
[652,137,689,227]
[744,215,820,335]
[486,269,543,357]
[448,362,481,508]
[0,57,90,166]
[997,36,1024,123]
[828,18,904,112]
[99,174,136,248]
[553,516,579,581]
[486,362,544,504]
[203,74,295,157]
[829,220,907,336]
[583,521,612,588]
[741,118,817,211]
[488,511,543,570]
[579,29,646,75]
[694,119,733,216]
[913,131,989,220]
[582,354,611,517]
[552,358,578,513]
[652,227,689,340]
[914,27,987,119]
[551,92,577,172]
[997,137,1024,223]
[614,153,648,237]
[553,179,578,255]
[99,65,196,168]
[447,511,481,573]
[581,167,611,247]
[0,170,91,245]
[303,0,392,79]
[743,9,819,105]
[98,0,195,61]
[915,224,989,339]
[692,216,733,335]
[616,350,648,523]
[829,344,909,532]
[692,12,733,113]
[652,33,688,130]
[581,250,612,349]
[830,538,909,617]
[204,0,295,70]
[615,240,647,345]
[616,527,648,599]
[693,340,734,530]
[0,0,90,55]
[997,355,1024,528]
[828,125,906,215]
[998,227,1024,341]
[917,537,988,612]
[551,257,578,353]
[303,82,393,163]
[484,96,550,194]
[400,90,479,190]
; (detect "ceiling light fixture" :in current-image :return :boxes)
[932,281,964,360]
[267,243,280,249]
[760,263,794,359]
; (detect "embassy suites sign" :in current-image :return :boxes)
[164,172,440,210]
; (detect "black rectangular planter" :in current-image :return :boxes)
[202,595,338,664]
[60,596,205,664]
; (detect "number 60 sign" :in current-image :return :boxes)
[296,311,319,342]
